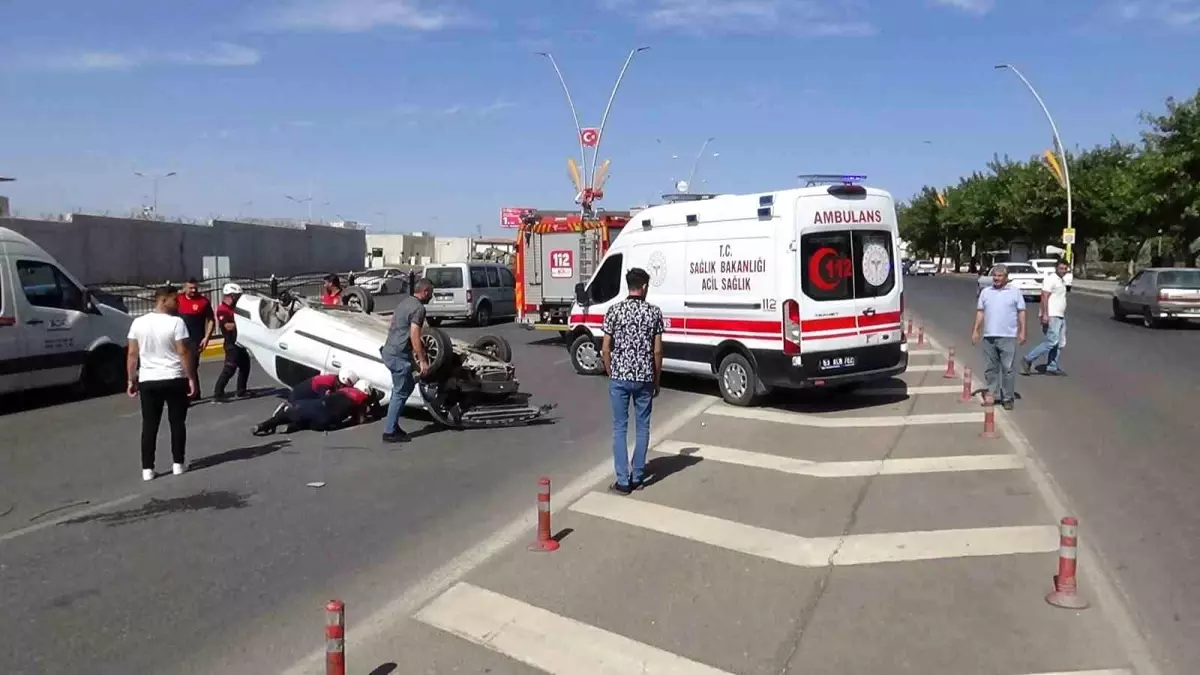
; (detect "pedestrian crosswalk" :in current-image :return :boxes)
[408,340,1133,675]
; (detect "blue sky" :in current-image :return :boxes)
[1,0,1198,235]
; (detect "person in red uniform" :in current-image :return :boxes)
[212,283,252,402]
[320,274,343,306]
[289,368,358,402]
[251,380,379,435]
[176,278,214,402]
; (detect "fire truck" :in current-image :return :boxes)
[515,209,630,333]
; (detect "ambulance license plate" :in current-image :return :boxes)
[819,355,856,371]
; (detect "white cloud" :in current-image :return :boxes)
[1112,0,1200,25]
[932,0,994,14]
[393,99,517,119]
[40,43,261,71]
[264,0,468,32]
[599,0,876,36]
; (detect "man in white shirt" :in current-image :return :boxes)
[126,286,198,481]
[1021,260,1070,376]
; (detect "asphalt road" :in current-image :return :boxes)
[0,319,709,675]
[904,274,1200,675]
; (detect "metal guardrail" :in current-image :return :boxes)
[88,273,331,320]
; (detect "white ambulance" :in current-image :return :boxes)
[564,177,908,406]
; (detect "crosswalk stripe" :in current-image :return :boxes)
[706,405,982,427]
[906,348,943,356]
[571,493,1059,566]
[655,441,1023,477]
[416,582,735,675]
[905,364,949,372]
[854,385,961,396]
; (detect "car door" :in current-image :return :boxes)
[0,265,28,394]
[498,266,517,317]
[485,266,511,317]
[272,310,332,387]
[15,259,90,388]
[1123,271,1146,309]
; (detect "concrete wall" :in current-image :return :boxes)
[433,236,473,264]
[366,233,436,266]
[0,214,365,284]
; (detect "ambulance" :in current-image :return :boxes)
[564,176,908,406]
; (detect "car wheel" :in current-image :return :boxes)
[569,334,604,376]
[472,334,513,362]
[426,317,443,327]
[1142,306,1160,329]
[82,345,125,395]
[717,353,759,407]
[475,302,492,327]
[420,325,453,376]
[342,286,375,314]
[1111,298,1125,321]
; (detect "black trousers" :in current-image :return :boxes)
[258,399,338,433]
[213,342,251,396]
[139,378,189,469]
[185,338,202,400]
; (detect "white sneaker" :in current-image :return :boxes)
[142,469,155,481]
[172,463,187,476]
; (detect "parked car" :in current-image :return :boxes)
[423,262,517,327]
[1029,258,1074,288]
[911,260,938,276]
[355,267,409,296]
[1111,267,1200,328]
[977,262,1044,301]
[232,291,553,427]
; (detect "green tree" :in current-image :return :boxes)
[1140,89,1200,265]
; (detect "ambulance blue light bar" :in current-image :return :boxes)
[798,174,867,187]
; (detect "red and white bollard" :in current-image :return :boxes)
[980,393,998,439]
[325,600,345,675]
[960,368,973,403]
[1046,517,1090,610]
[906,317,914,339]
[528,477,560,552]
[942,347,957,378]
[916,325,926,347]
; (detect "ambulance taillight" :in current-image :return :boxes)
[783,299,802,355]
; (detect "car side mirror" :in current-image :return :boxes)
[574,282,589,306]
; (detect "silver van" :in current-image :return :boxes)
[424,262,517,327]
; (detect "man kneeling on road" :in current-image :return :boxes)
[972,265,1027,410]
[290,368,359,402]
[252,380,380,436]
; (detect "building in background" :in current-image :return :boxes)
[0,195,9,218]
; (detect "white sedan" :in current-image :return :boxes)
[232,292,552,428]
[977,263,1045,301]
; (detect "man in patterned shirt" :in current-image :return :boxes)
[601,267,664,495]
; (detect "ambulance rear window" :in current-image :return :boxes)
[801,230,895,301]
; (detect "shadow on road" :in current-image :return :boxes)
[640,451,704,488]
[0,385,108,417]
[190,439,291,471]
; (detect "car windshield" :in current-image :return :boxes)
[1158,270,1200,288]
[1005,265,1037,275]
[357,270,385,278]
[426,267,464,289]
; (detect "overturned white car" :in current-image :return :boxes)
[233,292,554,428]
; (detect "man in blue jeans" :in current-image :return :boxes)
[601,267,664,495]
[1022,260,1070,376]
[381,279,433,443]
[971,265,1027,410]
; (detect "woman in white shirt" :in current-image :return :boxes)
[126,286,198,481]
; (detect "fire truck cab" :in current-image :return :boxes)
[515,210,630,333]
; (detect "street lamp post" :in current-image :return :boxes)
[133,171,177,216]
[685,138,717,193]
[995,64,1074,264]
[285,194,314,222]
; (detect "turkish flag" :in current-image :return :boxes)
[580,127,599,147]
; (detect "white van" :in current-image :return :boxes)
[565,179,908,405]
[0,227,132,396]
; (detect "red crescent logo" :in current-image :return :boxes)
[809,247,839,291]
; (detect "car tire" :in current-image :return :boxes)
[81,345,125,395]
[717,353,760,407]
[569,334,604,376]
[1111,298,1125,321]
[1142,306,1160,329]
[426,317,443,327]
[475,302,492,327]
[420,325,453,376]
[472,334,513,362]
[342,286,375,314]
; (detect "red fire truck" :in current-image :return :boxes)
[515,209,630,334]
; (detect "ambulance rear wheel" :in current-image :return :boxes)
[717,353,759,407]
[569,334,604,376]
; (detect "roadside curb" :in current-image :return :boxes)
[917,325,1162,675]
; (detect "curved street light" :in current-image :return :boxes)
[995,64,1075,263]
[134,170,177,216]
[686,137,716,193]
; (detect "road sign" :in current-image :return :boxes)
[580,128,599,147]
[1062,228,1076,245]
[501,207,534,229]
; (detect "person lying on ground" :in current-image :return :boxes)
[252,380,381,436]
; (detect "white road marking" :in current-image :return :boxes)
[655,441,1022,477]
[278,394,718,675]
[1017,671,1133,675]
[905,364,949,372]
[706,405,982,427]
[552,358,568,366]
[570,493,1059,566]
[854,385,961,396]
[417,583,734,675]
[905,348,943,356]
[0,493,142,545]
